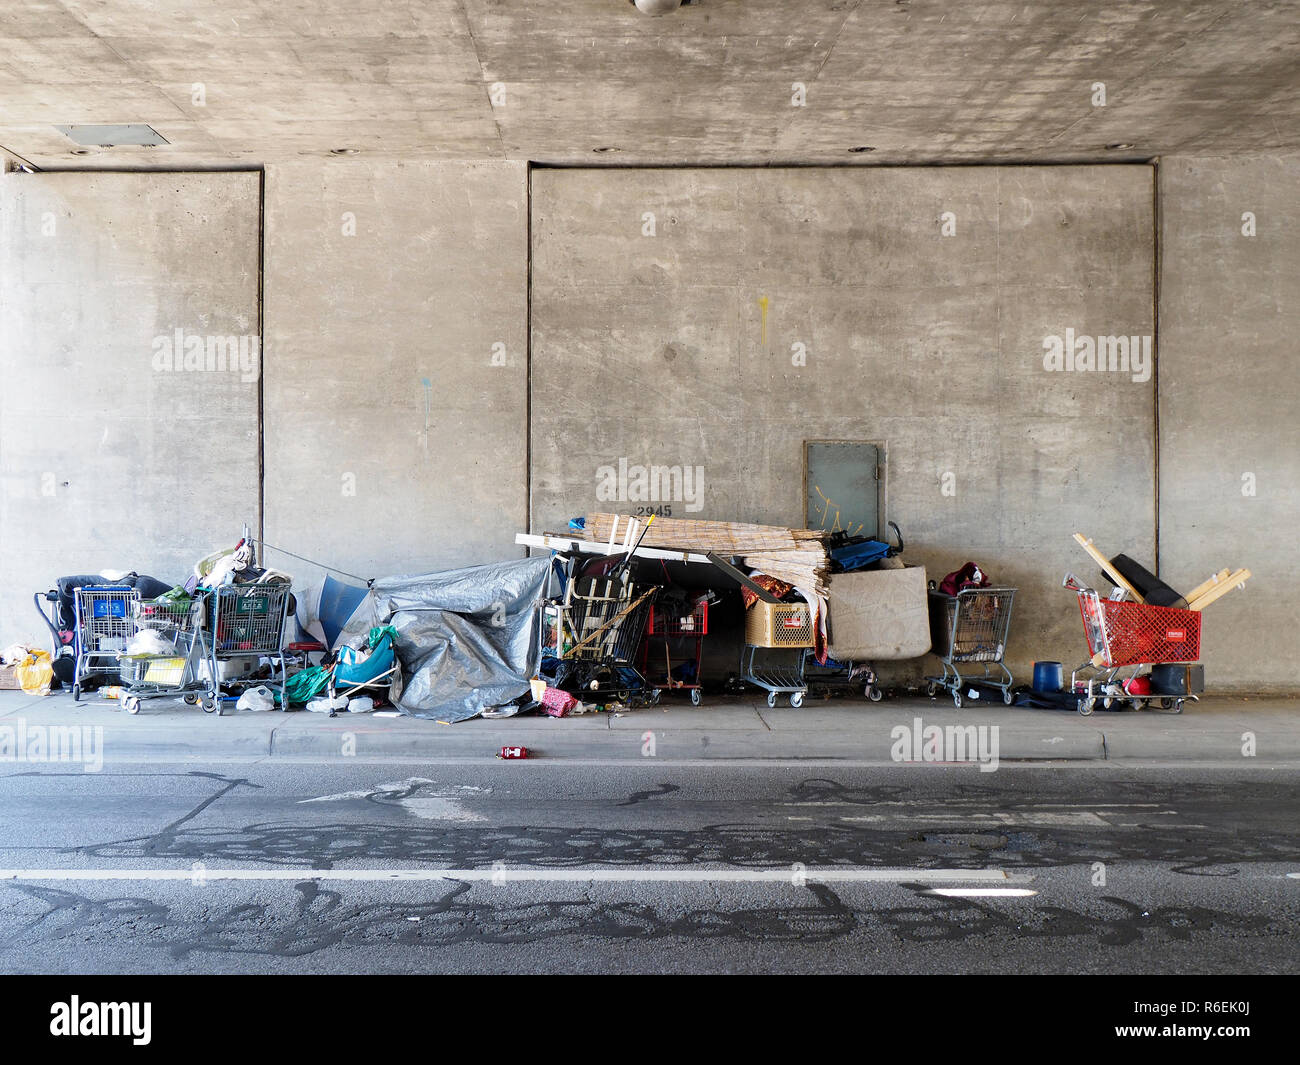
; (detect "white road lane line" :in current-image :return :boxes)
[925,888,1038,898]
[0,867,1010,884]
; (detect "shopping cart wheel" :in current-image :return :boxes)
[867,686,883,703]
[1002,689,1013,705]
[72,684,81,702]
[766,692,777,708]
[201,695,220,714]
[789,691,804,708]
[122,695,141,715]
[952,689,963,709]
[183,693,199,706]
[1159,698,1175,710]
[926,682,937,698]
[1077,697,1095,716]
[690,688,702,706]
[1172,699,1185,714]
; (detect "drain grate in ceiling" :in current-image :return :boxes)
[54,124,169,147]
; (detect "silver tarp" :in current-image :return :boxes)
[355,557,553,722]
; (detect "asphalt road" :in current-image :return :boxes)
[0,760,1296,974]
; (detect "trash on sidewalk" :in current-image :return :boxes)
[4,647,54,696]
[540,685,579,717]
[236,685,276,712]
[497,745,529,760]
[306,694,349,714]
[3,644,53,693]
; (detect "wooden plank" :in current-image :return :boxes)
[1188,569,1251,611]
[1072,533,1145,603]
[1185,569,1231,603]
[515,533,712,564]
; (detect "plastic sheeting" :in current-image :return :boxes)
[355,557,552,722]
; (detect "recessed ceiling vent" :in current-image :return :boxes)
[54,124,169,148]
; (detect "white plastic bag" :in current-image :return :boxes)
[236,685,276,712]
[306,694,349,714]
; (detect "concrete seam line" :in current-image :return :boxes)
[0,868,1010,884]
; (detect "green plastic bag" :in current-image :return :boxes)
[283,666,331,707]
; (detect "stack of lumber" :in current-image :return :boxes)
[1073,533,1250,610]
[1184,567,1252,611]
[580,513,830,596]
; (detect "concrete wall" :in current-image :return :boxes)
[531,166,1157,682]
[1159,155,1300,692]
[2,159,1290,692]
[0,171,260,644]
[260,160,529,590]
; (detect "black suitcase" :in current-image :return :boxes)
[1150,663,1205,695]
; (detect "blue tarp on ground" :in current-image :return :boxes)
[353,557,552,722]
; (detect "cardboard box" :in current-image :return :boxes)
[827,566,931,660]
[0,664,22,690]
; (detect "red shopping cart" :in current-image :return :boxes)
[1065,574,1202,714]
[638,594,709,705]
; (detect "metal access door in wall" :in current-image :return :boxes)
[804,440,884,539]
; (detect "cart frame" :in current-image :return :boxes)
[1066,578,1201,715]
[925,587,1017,707]
[117,595,217,715]
[639,597,709,705]
[539,576,658,705]
[71,585,139,701]
[206,582,292,711]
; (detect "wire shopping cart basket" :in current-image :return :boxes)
[639,595,710,706]
[1067,574,1201,714]
[72,585,139,701]
[925,587,1016,707]
[539,575,657,705]
[207,583,292,710]
[118,593,216,715]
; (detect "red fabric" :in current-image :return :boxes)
[939,562,990,596]
[740,574,793,609]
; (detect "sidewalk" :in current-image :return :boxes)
[2,689,1298,764]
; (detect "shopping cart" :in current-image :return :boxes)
[925,587,1016,707]
[638,594,710,705]
[1064,574,1202,714]
[740,599,816,708]
[71,586,139,701]
[207,583,292,710]
[705,552,814,708]
[118,594,216,715]
[539,575,657,705]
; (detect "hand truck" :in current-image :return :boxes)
[925,586,1016,707]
